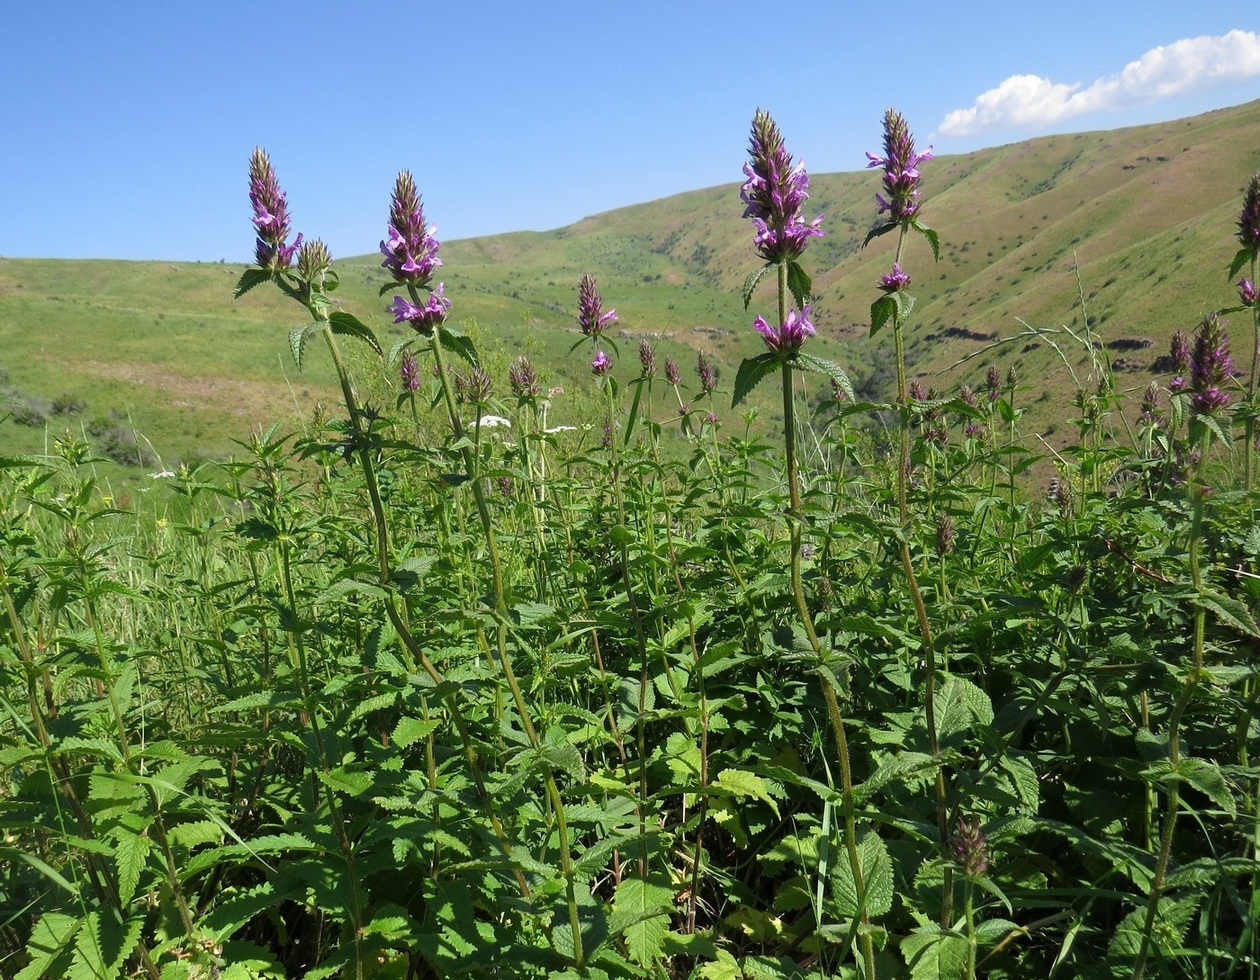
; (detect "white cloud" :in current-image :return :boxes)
[940,29,1260,137]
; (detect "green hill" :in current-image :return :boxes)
[3,99,1259,473]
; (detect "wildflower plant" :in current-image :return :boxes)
[9,103,1260,980]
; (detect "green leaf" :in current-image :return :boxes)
[113,831,152,906]
[549,882,609,964]
[392,716,439,749]
[936,675,994,742]
[16,912,79,980]
[233,267,273,299]
[1228,247,1254,281]
[1176,758,1237,816]
[793,352,854,400]
[742,263,773,310]
[438,325,479,366]
[832,830,894,918]
[290,323,317,370]
[1193,587,1260,638]
[538,742,587,783]
[714,768,780,817]
[318,766,374,797]
[1107,895,1198,963]
[863,221,897,248]
[329,311,383,358]
[901,925,969,980]
[732,352,781,408]
[68,910,142,980]
[870,295,897,338]
[785,260,812,308]
[611,875,674,966]
[912,218,941,261]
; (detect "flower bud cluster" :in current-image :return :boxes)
[753,306,816,355]
[867,108,933,224]
[741,109,824,263]
[249,148,302,271]
[381,171,442,286]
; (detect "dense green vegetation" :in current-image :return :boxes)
[2,104,1259,979]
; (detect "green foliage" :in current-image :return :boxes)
[4,103,1260,980]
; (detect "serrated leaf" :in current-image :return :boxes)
[113,831,152,906]
[319,766,374,797]
[901,925,969,980]
[290,323,316,370]
[538,743,587,782]
[386,336,414,369]
[793,352,854,400]
[732,352,781,408]
[233,267,273,299]
[438,326,479,366]
[329,311,383,358]
[937,675,994,742]
[68,910,142,980]
[315,577,387,605]
[392,716,439,749]
[863,221,896,248]
[913,218,941,261]
[16,912,80,980]
[742,263,772,310]
[870,295,897,338]
[1229,247,1254,281]
[714,768,780,817]
[1177,758,1237,816]
[785,260,812,308]
[612,875,673,966]
[832,830,894,918]
[1107,895,1198,962]
[854,751,938,803]
[549,881,609,964]
[1193,587,1260,638]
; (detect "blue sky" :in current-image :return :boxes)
[3,2,1260,263]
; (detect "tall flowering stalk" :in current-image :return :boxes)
[866,108,952,926]
[239,159,538,973]
[1228,172,1260,488]
[732,108,870,978]
[1131,311,1235,980]
[379,176,591,966]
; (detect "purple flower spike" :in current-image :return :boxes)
[592,350,613,376]
[381,171,443,286]
[697,353,718,394]
[867,108,933,224]
[509,356,541,398]
[399,349,421,392]
[638,339,657,378]
[1239,277,1258,306]
[388,283,450,335]
[578,273,618,337]
[665,356,682,386]
[249,148,302,272]
[879,263,911,293]
[741,109,824,263]
[1238,172,1260,252]
[754,305,816,355]
[1169,330,1192,374]
[1189,311,1234,416]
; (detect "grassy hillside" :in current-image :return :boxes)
[3,99,1259,476]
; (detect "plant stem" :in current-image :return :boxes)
[775,261,876,978]
[888,228,951,926]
